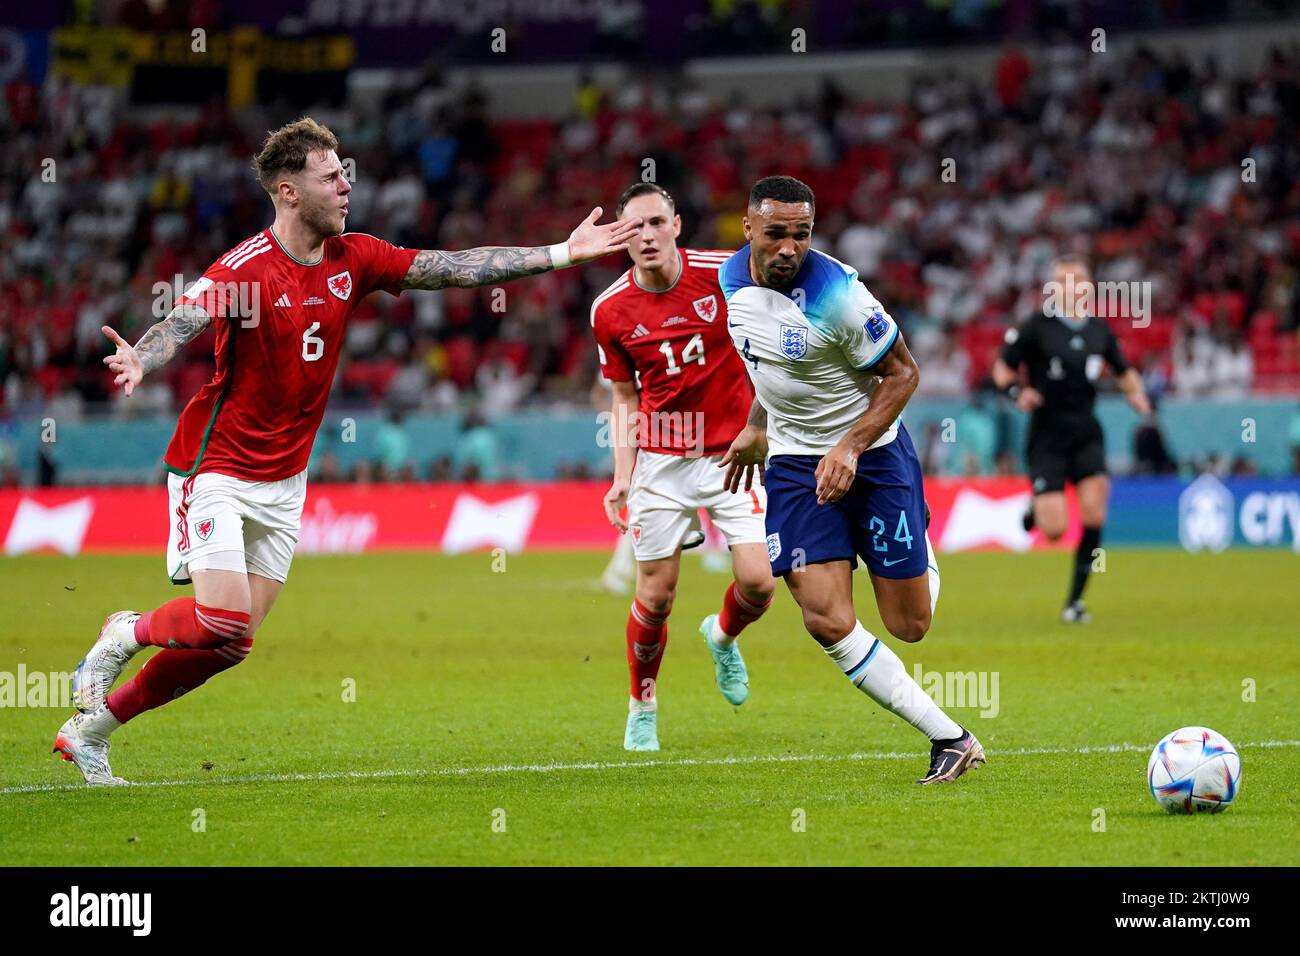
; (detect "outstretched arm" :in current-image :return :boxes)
[400,206,642,291]
[102,304,212,397]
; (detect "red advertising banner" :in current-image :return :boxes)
[0,479,1078,557]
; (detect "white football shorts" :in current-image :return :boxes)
[627,450,767,561]
[165,469,308,584]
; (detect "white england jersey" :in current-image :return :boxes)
[719,246,900,457]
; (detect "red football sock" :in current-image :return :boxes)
[626,598,668,704]
[718,582,772,639]
[133,597,250,649]
[106,637,254,723]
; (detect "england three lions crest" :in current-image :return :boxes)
[779,324,808,360]
[692,294,718,322]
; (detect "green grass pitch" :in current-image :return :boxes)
[1,548,1297,866]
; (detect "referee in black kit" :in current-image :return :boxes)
[993,256,1151,623]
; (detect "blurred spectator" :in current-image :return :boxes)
[1139,352,1170,406]
[314,449,345,484]
[994,42,1032,114]
[453,411,500,482]
[429,455,454,482]
[374,409,415,481]
[0,428,19,487]
[919,420,949,476]
[3,21,1299,481]
[993,450,1018,477]
[1229,455,1259,477]
[914,324,970,399]
[954,400,996,475]
[1171,318,1215,398]
[1290,404,1300,474]
[36,440,57,487]
[1206,325,1254,399]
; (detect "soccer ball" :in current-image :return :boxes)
[1147,726,1241,814]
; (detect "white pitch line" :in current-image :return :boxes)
[3,740,1297,798]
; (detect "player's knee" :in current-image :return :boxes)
[1038,519,1067,541]
[738,574,775,607]
[1081,508,1107,528]
[886,609,931,644]
[636,588,675,616]
[801,607,856,645]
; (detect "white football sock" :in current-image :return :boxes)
[628,695,656,715]
[79,703,122,740]
[824,621,962,742]
[710,617,736,648]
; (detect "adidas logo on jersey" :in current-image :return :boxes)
[630,323,650,338]
[274,294,292,308]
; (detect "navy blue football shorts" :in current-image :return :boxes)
[763,422,929,579]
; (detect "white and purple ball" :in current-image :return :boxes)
[1147,726,1242,814]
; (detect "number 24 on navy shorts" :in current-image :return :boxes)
[762,427,928,579]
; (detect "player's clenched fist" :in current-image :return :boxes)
[603,478,631,533]
[815,440,858,504]
[101,325,143,397]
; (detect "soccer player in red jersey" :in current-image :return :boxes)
[53,117,641,785]
[592,183,775,751]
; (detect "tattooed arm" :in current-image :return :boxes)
[400,246,555,291]
[399,205,643,291]
[101,304,211,397]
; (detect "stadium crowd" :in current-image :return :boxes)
[2,30,1299,482]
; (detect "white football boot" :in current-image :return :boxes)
[72,611,143,714]
[52,707,128,786]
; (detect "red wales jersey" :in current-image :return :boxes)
[591,249,752,456]
[164,229,418,481]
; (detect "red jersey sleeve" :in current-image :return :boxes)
[175,259,240,319]
[591,298,634,383]
[347,233,420,297]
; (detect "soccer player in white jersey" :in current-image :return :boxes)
[717,176,985,784]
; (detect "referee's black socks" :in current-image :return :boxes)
[1068,525,1102,605]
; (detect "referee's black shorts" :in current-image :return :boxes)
[1026,414,1107,495]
